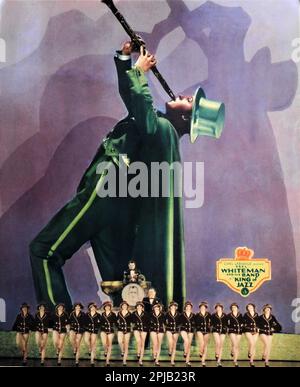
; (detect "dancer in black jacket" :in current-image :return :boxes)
[100,301,117,367]
[227,303,243,367]
[131,302,149,366]
[12,303,35,366]
[179,301,195,367]
[52,303,70,366]
[194,301,211,367]
[165,301,181,366]
[84,302,102,367]
[34,302,51,366]
[211,303,227,367]
[257,304,282,367]
[243,303,259,367]
[149,303,165,366]
[69,302,86,366]
[116,301,132,366]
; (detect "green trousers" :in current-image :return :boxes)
[30,159,136,310]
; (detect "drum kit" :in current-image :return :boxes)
[100,279,152,307]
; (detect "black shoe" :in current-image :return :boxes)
[265,363,270,368]
[168,352,172,357]
[183,353,187,358]
[186,362,191,367]
[40,362,44,367]
[202,363,206,368]
[250,362,255,368]
[121,353,124,358]
[57,362,61,367]
[137,353,140,359]
[139,361,143,367]
[199,353,203,359]
[234,363,239,368]
[262,356,266,361]
[91,363,95,367]
[104,352,107,358]
[231,352,234,358]
[75,362,79,367]
[215,354,219,361]
[217,363,222,368]
[123,363,127,367]
[106,363,110,367]
[248,352,251,359]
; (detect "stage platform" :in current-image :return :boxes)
[1,358,300,367]
[0,332,299,365]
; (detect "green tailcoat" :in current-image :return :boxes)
[30,53,186,310]
[78,55,186,307]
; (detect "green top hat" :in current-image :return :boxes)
[190,87,225,143]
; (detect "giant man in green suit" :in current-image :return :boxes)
[30,43,195,310]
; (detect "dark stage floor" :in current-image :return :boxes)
[1,358,300,367]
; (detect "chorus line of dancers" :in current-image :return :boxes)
[12,298,281,367]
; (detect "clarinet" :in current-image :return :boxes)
[101,0,176,101]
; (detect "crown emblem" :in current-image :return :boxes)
[234,246,254,261]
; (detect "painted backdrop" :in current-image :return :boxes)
[0,0,299,332]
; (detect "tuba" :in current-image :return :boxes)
[101,0,225,143]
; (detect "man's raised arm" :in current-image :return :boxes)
[114,42,133,115]
[126,46,159,136]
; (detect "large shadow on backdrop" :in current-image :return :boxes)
[0,1,298,331]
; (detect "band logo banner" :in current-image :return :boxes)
[216,247,271,297]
